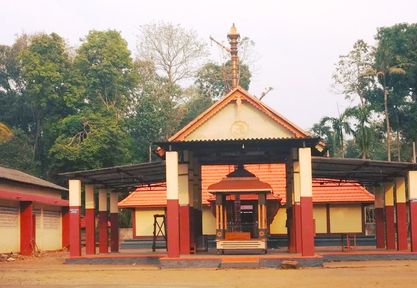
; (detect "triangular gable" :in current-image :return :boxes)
[169,86,310,141]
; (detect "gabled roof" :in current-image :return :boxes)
[118,164,374,208]
[169,86,310,141]
[0,166,67,192]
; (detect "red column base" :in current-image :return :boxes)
[375,208,385,249]
[179,205,191,255]
[69,206,81,257]
[410,200,417,252]
[85,208,96,255]
[110,213,119,252]
[385,205,396,250]
[98,211,108,253]
[167,199,180,258]
[20,201,34,256]
[300,197,314,256]
[396,203,408,251]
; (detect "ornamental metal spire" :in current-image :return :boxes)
[227,23,240,89]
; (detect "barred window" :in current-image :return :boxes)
[365,205,375,224]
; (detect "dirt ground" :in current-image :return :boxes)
[1,252,417,287]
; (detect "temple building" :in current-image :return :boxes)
[62,25,417,259]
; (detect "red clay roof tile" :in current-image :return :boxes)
[118,164,374,208]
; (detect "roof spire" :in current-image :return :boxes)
[227,23,240,89]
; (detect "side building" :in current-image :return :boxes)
[0,166,69,255]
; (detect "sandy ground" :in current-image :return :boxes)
[1,252,417,287]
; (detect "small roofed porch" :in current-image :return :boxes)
[207,164,278,254]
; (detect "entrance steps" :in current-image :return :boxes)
[220,256,260,268]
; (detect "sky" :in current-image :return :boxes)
[2,0,417,130]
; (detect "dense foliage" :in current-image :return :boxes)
[312,23,417,162]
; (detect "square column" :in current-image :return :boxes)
[192,158,203,249]
[374,185,385,249]
[299,147,314,257]
[85,184,96,255]
[98,188,108,253]
[69,180,81,257]
[384,182,396,250]
[179,160,191,255]
[408,171,417,252]
[166,151,180,258]
[20,201,34,256]
[395,177,408,250]
[110,192,119,252]
[287,149,302,253]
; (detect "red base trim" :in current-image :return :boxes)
[20,201,34,256]
[167,199,180,258]
[85,209,96,255]
[98,211,108,253]
[410,200,417,252]
[179,205,191,254]
[300,197,314,256]
[110,213,119,252]
[69,206,81,257]
[0,189,68,206]
[375,208,385,249]
[385,205,396,250]
[396,203,408,250]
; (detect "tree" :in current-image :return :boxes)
[49,110,133,173]
[19,33,75,173]
[137,22,207,86]
[318,114,352,158]
[75,30,138,116]
[0,128,38,174]
[128,60,181,161]
[195,61,251,99]
[0,122,13,143]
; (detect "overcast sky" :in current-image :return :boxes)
[2,0,417,129]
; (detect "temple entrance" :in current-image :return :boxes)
[226,200,258,238]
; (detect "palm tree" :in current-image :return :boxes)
[320,113,352,158]
[344,106,372,159]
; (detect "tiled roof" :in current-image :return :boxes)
[118,164,374,208]
[118,183,167,208]
[0,165,67,192]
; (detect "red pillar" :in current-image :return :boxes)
[300,197,314,256]
[167,199,180,257]
[385,205,396,250]
[62,206,70,249]
[109,189,119,253]
[69,206,81,257]
[85,209,95,254]
[396,203,408,250]
[375,208,385,248]
[294,203,302,253]
[85,184,95,255]
[179,205,191,254]
[110,213,119,252]
[410,200,417,252]
[98,211,108,253]
[98,188,108,253]
[69,179,81,257]
[20,201,34,256]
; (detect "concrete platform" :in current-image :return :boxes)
[64,248,417,268]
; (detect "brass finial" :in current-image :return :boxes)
[227,24,240,89]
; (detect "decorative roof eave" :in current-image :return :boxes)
[207,177,273,194]
[168,86,310,142]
